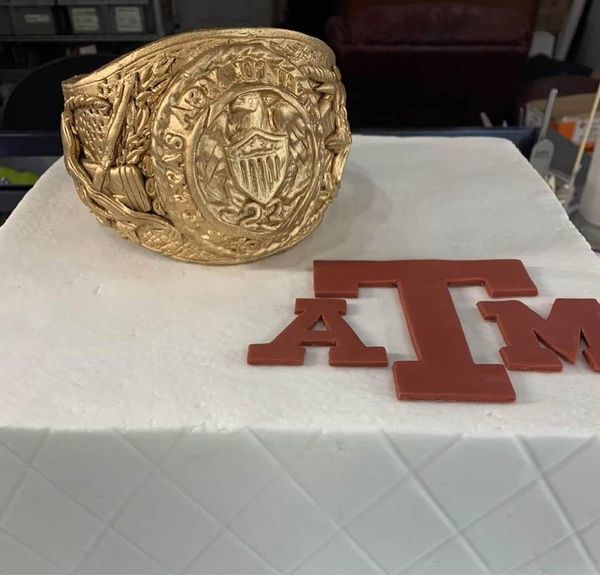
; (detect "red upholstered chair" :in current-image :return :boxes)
[326,2,534,128]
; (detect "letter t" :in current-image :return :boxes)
[314,260,538,402]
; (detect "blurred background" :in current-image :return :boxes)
[1,0,600,230]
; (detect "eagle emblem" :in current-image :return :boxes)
[225,129,289,204]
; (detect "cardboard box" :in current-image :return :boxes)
[58,0,106,34]
[526,93,600,151]
[9,0,56,35]
[104,0,150,34]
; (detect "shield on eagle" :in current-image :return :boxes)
[225,129,289,204]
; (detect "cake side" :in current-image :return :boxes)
[1,428,598,574]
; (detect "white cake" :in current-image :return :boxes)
[1,136,600,574]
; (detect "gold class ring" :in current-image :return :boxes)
[61,28,351,264]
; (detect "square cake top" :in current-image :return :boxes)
[1,136,599,435]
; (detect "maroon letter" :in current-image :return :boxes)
[314,260,538,402]
[478,299,600,371]
[247,298,388,367]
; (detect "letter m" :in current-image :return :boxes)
[478,299,600,371]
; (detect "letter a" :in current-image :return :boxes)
[247,298,388,367]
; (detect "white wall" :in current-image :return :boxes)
[577,0,600,68]
[174,0,274,31]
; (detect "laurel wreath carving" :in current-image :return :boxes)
[117,56,174,166]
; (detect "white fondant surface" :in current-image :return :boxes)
[1,136,600,434]
[2,137,600,575]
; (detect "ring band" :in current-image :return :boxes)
[61,28,351,264]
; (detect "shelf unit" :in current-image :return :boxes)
[0,0,174,106]
[0,33,160,42]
